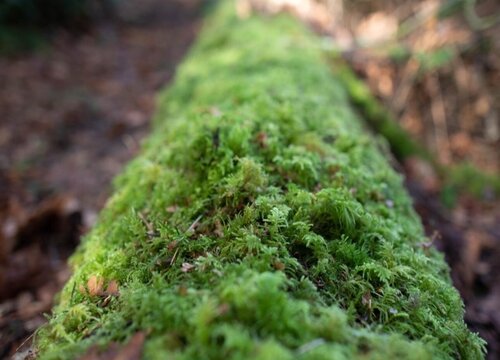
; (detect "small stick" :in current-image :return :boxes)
[138,211,159,238]
[186,215,203,233]
[170,248,180,266]
[14,331,36,355]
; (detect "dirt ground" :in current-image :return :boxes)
[0,0,499,358]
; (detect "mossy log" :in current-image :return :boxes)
[37,2,484,359]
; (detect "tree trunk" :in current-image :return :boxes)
[36,2,484,359]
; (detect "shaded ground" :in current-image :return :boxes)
[0,0,202,357]
[0,0,499,358]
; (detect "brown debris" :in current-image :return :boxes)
[79,276,120,299]
[0,196,81,301]
[0,194,79,358]
[106,280,120,297]
[86,276,105,297]
[181,262,195,273]
[166,205,179,213]
[79,332,146,360]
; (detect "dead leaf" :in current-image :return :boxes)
[167,241,178,252]
[255,131,268,148]
[166,205,179,213]
[181,262,195,273]
[355,12,398,46]
[450,133,472,157]
[87,276,104,297]
[105,280,119,296]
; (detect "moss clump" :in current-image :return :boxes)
[36,2,485,359]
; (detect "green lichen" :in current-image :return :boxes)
[36,2,485,359]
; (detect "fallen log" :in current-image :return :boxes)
[36,2,484,359]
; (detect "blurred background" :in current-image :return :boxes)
[0,0,498,358]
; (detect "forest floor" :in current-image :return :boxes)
[0,0,499,359]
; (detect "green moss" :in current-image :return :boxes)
[36,2,485,359]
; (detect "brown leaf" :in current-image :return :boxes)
[105,280,119,296]
[167,241,178,252]
[450,133,472,158]
[181,262,195,273]
[87,276,104,297]
[355,12,398,46]
[255,131,268,148]
[166,205,179,213]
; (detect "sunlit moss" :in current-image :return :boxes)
[36,2,485,359]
